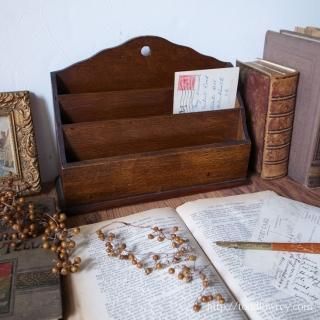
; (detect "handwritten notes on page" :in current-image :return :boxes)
[244,195,320,306]
[173,67,239,114]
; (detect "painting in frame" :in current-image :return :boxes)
[0,91,40,194]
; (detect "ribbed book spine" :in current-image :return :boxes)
[261,75,298,179]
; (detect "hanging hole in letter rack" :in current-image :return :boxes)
[141,46,151,57]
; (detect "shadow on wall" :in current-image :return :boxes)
[29,93,58,183]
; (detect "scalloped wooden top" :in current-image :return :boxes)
[53,36,230,94]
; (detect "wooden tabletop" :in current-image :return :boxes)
[65,174,320,228]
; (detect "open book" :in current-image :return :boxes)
[66,191,320,320]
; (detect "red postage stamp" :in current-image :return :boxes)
[178,75,196,91]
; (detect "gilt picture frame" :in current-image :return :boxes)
[0,91,40,194]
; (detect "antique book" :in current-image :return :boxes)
[0,197,62,320]
[0,239,62,320]
[237,59,298,179]
[66,191,320,320]
[263,30,320,187]
[294,26,320,38]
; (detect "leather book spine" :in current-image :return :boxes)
[261,75,298,179]
[237,63,269,175]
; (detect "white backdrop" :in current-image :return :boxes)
[0,0,319,182]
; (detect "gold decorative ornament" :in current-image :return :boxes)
[0,91,41,194]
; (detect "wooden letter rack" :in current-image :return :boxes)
[51,36,251,215]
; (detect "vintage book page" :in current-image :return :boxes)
[244,195,320,306]
[66,208,245,320]
[172,67,239,114]
[177,191,320,319]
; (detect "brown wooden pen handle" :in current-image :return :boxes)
[272,243,320,254]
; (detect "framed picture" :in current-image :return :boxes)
[0,91,40,194]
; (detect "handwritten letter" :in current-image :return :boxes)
[245,196,320,306]
[173,67,239,114]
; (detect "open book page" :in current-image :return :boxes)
[244,195,320,306]
[176,191,320,320]
[66,207,245,320]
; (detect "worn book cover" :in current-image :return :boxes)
[0,198,62,320]
[263,30,320,187]
[237,59,298,179]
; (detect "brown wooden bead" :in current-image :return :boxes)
[68,240,76,249]
[74,257,81,264]
[207,295,214,301]
[215,294,222,300]
[193,303,201,312]
[59,213,67,222]
[71,265,79,273]
[178,272,184,280]
[168,268,175,274]
[42,242,49,249]
[98,234,105,241]
[11,233,17,240]
[73,227,80,234]
[144,268,153,275]
[172,242,178,248]
[52,267,59,274]
[218,297,225,304]
[60,268,68,276]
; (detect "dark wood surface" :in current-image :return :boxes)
[60,143,250,209]
[63,174,320,227]
[54,36,230,94]
[51,36,251,214]
[59,87,173,123]
[63,109,243,161]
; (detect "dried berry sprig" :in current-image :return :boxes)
[96,221,225,312]
[0,177,81,276]
[42,213,81,275]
